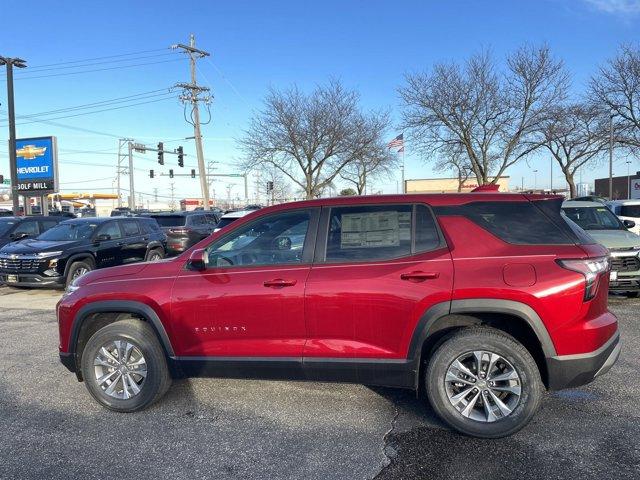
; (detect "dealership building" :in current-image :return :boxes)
[594,173,640,200]
[405,176,510,193]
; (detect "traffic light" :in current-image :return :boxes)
[0,174,3,183]
[149,169,154,178]
[266,181,274,192]
[169,169,174,179]
[177,146,184,167]
[157,142,164,165]
[190,169,196,178]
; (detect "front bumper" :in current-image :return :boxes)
[0,272,65,288]
[546,331,621,390]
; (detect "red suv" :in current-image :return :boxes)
[57,194,620,438]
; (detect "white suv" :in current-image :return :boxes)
[607,200,640,236]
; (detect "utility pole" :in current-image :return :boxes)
[173,35,211,210]
[1,56,27,215]
[128,141,135,210]
[116,138,133,207]
[170,182,176,211]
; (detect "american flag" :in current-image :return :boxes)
[387,133,404,150]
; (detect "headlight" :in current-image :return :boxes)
[37,251,63,259]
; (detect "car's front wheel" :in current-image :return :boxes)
[425,326,543,438]
[80,319,171,412]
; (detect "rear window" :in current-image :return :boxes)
[149,215,186,227]
[435,201,576,245]
[621,205,640,218]
[140,219,161,233]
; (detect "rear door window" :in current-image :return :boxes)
[97,222,122,240]
[121,220,140,237]
[324,205,414,262]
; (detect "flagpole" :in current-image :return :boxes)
[401,148,405,194]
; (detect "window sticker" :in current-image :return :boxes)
[340,211,403,248]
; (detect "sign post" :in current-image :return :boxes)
[15,136,59,214]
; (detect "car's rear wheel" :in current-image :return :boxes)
[145,248,164,262]
[624,291,640,298]
[65,260,93,287]
[80,319,171,412]
[425,326,543,438]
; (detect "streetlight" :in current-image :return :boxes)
[533,169,538,191]
[0,56,27,215]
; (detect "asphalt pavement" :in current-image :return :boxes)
[0,287,638,480]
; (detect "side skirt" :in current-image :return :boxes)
[171,356,417,389]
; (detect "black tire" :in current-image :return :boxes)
[145,248,165,262]
[425,326,543,438]
[81,319,171,412]
[65,260,93,287]
[624,291,640,298]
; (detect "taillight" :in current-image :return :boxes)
[556,256,610,301]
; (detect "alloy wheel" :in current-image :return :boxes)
[93,340,147,400]
[444,350,522,422]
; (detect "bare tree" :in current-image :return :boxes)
[433,141,473,192]
[399,45,568,185]
[240,80,388,199]
[260,165,292,203]
[538,104,609,198]
[338,111,398,194]
[590,44,640,151]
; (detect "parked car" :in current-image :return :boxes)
[143,211,220,255]
[0,215,67,249]
[607,199,640,236]
[0,216,166,288]
[562,200,640,296]
[214,209,254,232]
[57,193,620,438]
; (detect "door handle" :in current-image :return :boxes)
[400,271,440,282]
[263,278,297,288]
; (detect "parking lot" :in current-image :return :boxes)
[0,287,638,480]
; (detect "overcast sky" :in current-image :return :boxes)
[1,0,639,203]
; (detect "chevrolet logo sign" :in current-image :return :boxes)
[16,145,47,160]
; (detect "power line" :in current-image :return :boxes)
[1,88,170,118]
[0,108,125,138]
[4,58,182,81]
[23,48,169,69]
[20,52,177,74]
[1,95,175,126]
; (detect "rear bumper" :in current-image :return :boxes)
[546,331,620,390]
[0,272,65,288]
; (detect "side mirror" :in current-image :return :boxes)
[187,248,207,271]
[274,236,292,250]
[95,233,111,242]
[623,219,636,229]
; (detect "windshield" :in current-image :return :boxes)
[149,215,186,227]
[620,205,640,218]
[562,206,624,231]
[0,219,17,236]
[37,222,98,241]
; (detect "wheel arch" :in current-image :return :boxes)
[410,299,555,391]
[69,300,175,379]
[63,253,96,277]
